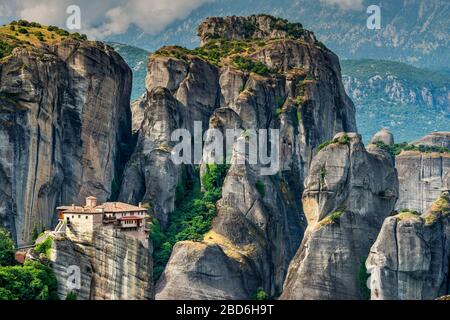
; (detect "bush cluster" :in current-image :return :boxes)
[0,41,16,59]
[151,164,229,281]
[374,141,450,157]
[0,228,58,300]
[318,134,351,151]
[231,56,270,75]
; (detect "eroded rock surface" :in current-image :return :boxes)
[396,132,450,213]
[50,227,152,300]
[367,191,450,300]
[153,15,356,299]
[280,133,398,300]
[0,40,132,245]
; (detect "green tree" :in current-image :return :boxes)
[254,288,269,300]
[0,228,15,267]
[0,260,58,300]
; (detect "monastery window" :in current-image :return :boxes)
[85,216,88,219]
[78,215,81,219]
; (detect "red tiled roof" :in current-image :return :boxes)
[58,202,147,214]
[101,202,147,213]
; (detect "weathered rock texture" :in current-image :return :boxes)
[367,191,450,300]
[50,227,152,300]
[412,132,450,149]
[396,133,450,214]
[280,133,398,300]
[370,128,394,146]
[153,15,357,299]
[198,15,317,46]
[0,39,132,245]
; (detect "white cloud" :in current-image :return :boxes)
[1,0,213,39]
[320,0,364,10]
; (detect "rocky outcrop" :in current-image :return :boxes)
[153,15,356,299]
[412,132,450,149]
[131,93,147,134]
[119,47,225,226]
[280,133,398,300]
[367,191,450,300]
[370,128,394,146]
[0,39,132,245]
[198,15,317,46]
[50,227,152,300]
[396,133,450,213]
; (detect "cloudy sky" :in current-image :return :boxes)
[0,0,364,39]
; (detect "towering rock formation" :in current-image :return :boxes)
[151,15,356,299]
[280,133,398,299]
[370,128,394,146]
[0,36,132,245]
[49,227,152,300]
[396,132,450,214]
[367,191,450,300]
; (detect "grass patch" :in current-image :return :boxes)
[395,209,421,222]
[424,194,450,226]
[154,38,272,75]
[317,211,343,228]
[318,134,351,151]
[0,20,88,60]
[34,236,53,258]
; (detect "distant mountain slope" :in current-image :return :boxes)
[105,0,450,70]
[112,43,450,143]
[108,42,149,101]
[341,59,450,142]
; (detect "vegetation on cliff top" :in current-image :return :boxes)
[150,164,229,281]
[154,37,275,75]
[373,141,450,157]
[317,211,344,228]
[317,134,350,151]
[0,19,87,59]
[395,209,421,222]
[423,194,450,226]
[0,228,58,300]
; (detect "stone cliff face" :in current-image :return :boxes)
[280,133,398,299]
[412,132,450,149]
[119,52,221,225]
[367,192,450,300]
[0,39,132,245]
[396,133,450,214]
[149,15,356,299]
[50,228,152,300]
